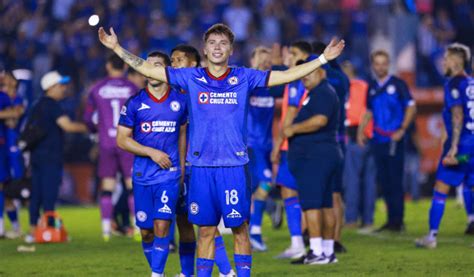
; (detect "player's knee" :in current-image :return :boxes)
[153,220,170,237]
[281,187,297,199]
[101,178,116,191]
[232,223,250,244]
[198,226,216,242]
[434,181,450,194]
[125,178,133,190]
[323,208,336,228]
[141,229,154,243]
[177,216,196,242]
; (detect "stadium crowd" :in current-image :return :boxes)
[0,0,474,276]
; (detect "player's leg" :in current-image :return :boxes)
[0,183,4,237]
[151,181,179,276]
[133,183,154,267]
[463,184,474,234]
[188,166,220,277]
[361,153,377,231]
[27,163,43,242]
[41,163,62,216]
[119,148,138,238]
[372,143,391,231]
[343,142,364,227]
[218,166,252,276]
[98,147,120,241]
[5,197,21,238]
[387,141,405,230]
[0,148,8,238]
[214,230,234,277]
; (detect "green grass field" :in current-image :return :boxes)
[1,199,473,276]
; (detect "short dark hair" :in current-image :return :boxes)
[311,41,326,55]
[107,54,125,70]
[171,45,201,67]
[370,50,390,63]
[203,23,235,45]
[447,43,471,68]
[147,51,171,67]
[290,41,312,55]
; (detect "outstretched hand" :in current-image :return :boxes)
[323,38,345,61]
[98,27,119,50]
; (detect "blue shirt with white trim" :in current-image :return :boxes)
[119,87,187,186]
[165,67,270,166]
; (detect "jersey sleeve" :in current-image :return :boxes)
[165,67,191,91]
[398,80,415,108]
[118,96,136,128]
[309,89,335,118]
[51,101,65,121]
[244,68,271,90]
[445,79,463,109]
[288,81,305,107]
[179,95,188,126]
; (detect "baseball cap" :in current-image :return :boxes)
[40,71,70,91]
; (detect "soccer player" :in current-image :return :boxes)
[284,56,342,264]
[357,50,416,232]
[171,44,235,277]
[83,54,138,241]
[98,23,344,276]
[415,43,474,248]
[247,46,274,252]
[117,51,188,276]
[313,41,350,253]
[271,41,312,259]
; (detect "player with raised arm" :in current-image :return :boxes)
[83,55,138,241]
[98,23,344,276]
[170,44,236,277]
[117,51,188,276]
[416,43,474,248]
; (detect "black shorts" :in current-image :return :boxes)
[288,144,342,210]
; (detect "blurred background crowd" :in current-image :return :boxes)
[0,0,473,203]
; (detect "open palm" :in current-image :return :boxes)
[323,38,346,61]
[98,27,119,50]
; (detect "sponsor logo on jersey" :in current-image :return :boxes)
[196,76,208,84]
[141,122,152,133]
[170,101,181,112]
[303,96,310,106]
[190,202,199,215]
[136,211,147,222]
[158,204,172,214]
[263,169,272,178]
[198,92,209,104]
[98,86,132,99]
[466,85,474,99]
[249,96,274,108]
[451,88,460,99]
[236,151,246,157]
[120,105,127,115]
[138,103,151,111]
[290,87,298,98]
[226,209,242,218]
[370,89,376,96]
[387,85,396,95]
[228,76,239,85]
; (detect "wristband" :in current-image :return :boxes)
[318,54,328,65]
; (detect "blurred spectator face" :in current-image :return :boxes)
[49,83,68,100]
[341,61,356,79]
[442,52,464,77]
[146,56,167,87]
[171,51,197,68]
[2,72,18,96]
[289,47,308,67]
[302,68,325,90]
[250,48,271,71]
[371,54,390,80]
[204,33,233,65]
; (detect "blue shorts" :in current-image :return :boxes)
[0,145,9,183]
[133,179,180,229]
[188,166,251,228]
[436,144,474,187]
[248,147,272,192]
[276,151,297,190]
[176,174,190,215]
[333,141,345,193]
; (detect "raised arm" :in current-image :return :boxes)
[98,27,167,82]
[268,39,345,87]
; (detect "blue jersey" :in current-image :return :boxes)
[326,66,349,140]
[367,76,414,143]
[119,87,187,186]
[0,92,11,145]
[288,80,306,107]
[166,67,270,166]
[247,87,274,150]
[443,75,474,147]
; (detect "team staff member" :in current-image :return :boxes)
[284,56,342,265]
[357,50,416,232]
[26,71,88,243]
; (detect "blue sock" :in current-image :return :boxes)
[0,191,4,219]
[152,236,170,274]
[463,186,474,217]
[250,199,266,233]
[6,209,18,224]
[141,241,153,268]
[196,258,213,277]
[429,191,447,234]
[179,241,196,276]
[284,197,302,236]
[234,254,251,277]
[214,236,232,275]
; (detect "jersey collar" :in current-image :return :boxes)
[376,75,392,88]
[145,86,170,103]
[205,67,231,80]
